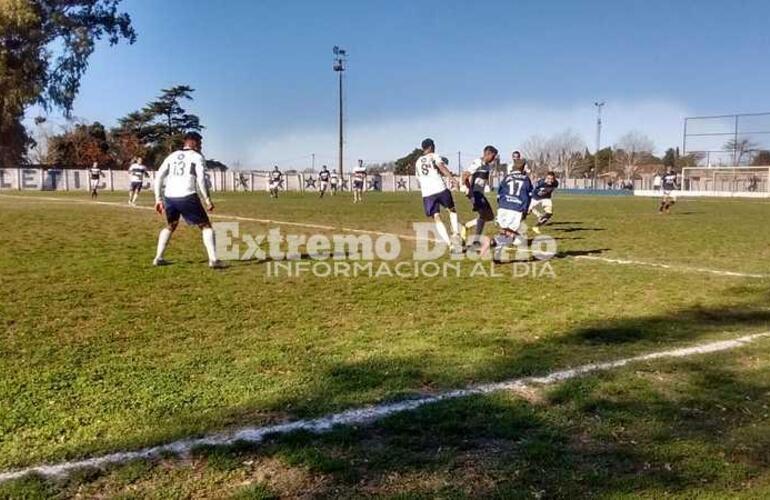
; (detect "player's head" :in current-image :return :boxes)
[92,161,98,168]
[183,131,202,152]
[421,138,435,153]
[322,165,328,170]
[137,157,143,164]
[482,145,498,163]
[667,166,674,174]
[512,150,522,161]
[546,171,556,183]
[273,165,279,170]
[441,156,450,166]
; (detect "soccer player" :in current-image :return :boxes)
[152,131,222,269]
[352,159,366,203]
[89,162,104,199]
[415,138,462,251]
[659,167,679,214]
[529,171,559,234]
[128,157,148,206]
[268,166,282,198]
[318,165,331,198]
[330,169,339,195]
[460,145,497,246]
[480,158,533,259]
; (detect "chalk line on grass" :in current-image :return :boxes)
[1,194,765,278]
[1,331,768,484]
[575,255,769,279]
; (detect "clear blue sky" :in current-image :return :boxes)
[48,0,770,168]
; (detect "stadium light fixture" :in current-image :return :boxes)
[333,46,347,179]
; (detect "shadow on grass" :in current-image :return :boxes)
[11,345,770,498]
[4,289,770,497]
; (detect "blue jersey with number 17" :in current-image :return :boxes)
[498,171,532,212]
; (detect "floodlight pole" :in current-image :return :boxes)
[594,101,605,189]
[333,47,347,180]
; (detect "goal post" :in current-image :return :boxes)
[681,166,770,195]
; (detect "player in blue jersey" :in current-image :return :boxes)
[318,165,331,198]
[480,159,532,259]
[529,171,559,234]
[460,145,498,246]
[659,167,679,214]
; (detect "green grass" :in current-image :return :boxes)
[1,190,770,497]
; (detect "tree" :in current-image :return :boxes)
[546,129,585,179]
[394,148,422,175]
[614,131,655,178]
[0,0,135,165]
[752,150,770,166]
[724,138,758,165]
[112,86,203,166]
[48,120,112,167]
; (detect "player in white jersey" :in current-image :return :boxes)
[415,138,462,251]
[153,132,222,269]
[352,159,367,203]
[460,145,498,246]
[318,165,331,198]
[89,162,104,199]
[330,170,339,195]
[268,166,283,198]
[128,157,149,206]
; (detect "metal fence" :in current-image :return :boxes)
[683,112,770,167]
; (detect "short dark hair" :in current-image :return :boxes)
[546,171,556,177]
[184,131,202,142]
[512,150,521,157]
[421,138,435,150]
[483,145,498,156]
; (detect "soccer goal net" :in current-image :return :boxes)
[681,167,770,195]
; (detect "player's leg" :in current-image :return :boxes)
[199,222,223,268]
[154,219,178,266]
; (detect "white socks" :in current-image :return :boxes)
[155,228,172,260]
[434,220,452,245]
[449,211,460,235]
[202,227,218,262]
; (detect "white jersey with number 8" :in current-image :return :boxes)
[415,153,449,198]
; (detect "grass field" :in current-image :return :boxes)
[1,190,770,498]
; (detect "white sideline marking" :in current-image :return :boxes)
[0,194,764,277]
[1,331,768,484]
[575,255,770,279]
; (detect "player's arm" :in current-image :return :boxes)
[154,161,170,214]
[195,155,214,211]
[435,160,458,189]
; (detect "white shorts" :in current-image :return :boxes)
[496,208,524,232]
[320,181,329,190]
[269,181,281,190]
[662,190,677,201]
[529,198,553,214]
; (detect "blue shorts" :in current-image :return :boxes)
[423,189,455,217]
[471,191,492,212]
[353,180,364,190]
[164,194,210,226]
[130,181,143,192]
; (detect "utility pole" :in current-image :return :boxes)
[594,101,605,189]
[333,46,347,179]
[457,151,461,175]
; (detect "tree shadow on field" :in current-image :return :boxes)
[7,288,770,497]
[13,289,770,498]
